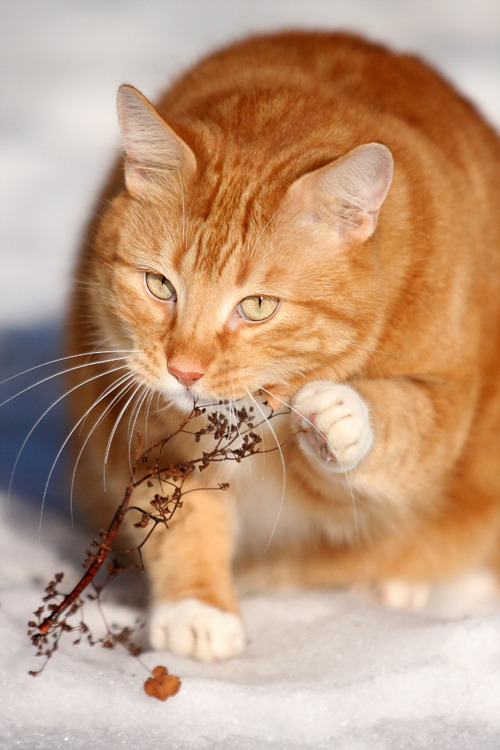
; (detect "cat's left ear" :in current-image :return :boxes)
[117,84,196,198]
[287,143,393,245]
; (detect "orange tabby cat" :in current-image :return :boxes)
[67,31,500,661]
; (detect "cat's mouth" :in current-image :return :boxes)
[160,383,242,414]
[160,381,281,416]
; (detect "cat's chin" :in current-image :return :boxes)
[160,386,259,416]
[160,388,203,413]
[160,387,234,414]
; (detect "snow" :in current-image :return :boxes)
[1,1,500,747]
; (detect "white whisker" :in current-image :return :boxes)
[127,384,151,469]
[103,381,145,485]
[126,381,148,442]
[0,355,133,409]
[243,385,286,553]
[152,394,176,424]
[143,387,157,446]
[69,371,139,518]
[43,371,140,530]
[230,384,242,440]
[7,363,129,535]
[0,349,136,388]
[9,363,130,501]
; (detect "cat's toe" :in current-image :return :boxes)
[149,598,246,661]
[292,381,372,471]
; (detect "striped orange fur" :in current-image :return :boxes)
[67,31,500,659]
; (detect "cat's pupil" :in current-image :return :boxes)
[239,295,279,321]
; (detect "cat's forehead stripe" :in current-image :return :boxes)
[189,192,256,277]
[177,149,294,278]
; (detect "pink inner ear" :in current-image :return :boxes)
[117,84,196,198]
[123,160,160,194]
[289,143,394,245]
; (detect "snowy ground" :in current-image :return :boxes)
[1,1,500,748]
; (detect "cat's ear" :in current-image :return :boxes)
[117,84,196,197]
[288,143,393,245]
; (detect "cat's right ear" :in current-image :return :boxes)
[286,143,393,246]
[117,84,196,198]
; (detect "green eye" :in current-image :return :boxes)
[239,295,279,322]
[145,272,176,301]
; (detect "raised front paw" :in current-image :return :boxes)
[149,598,246,661]
[292,381,373,472]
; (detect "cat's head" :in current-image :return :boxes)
[86,85,393,412]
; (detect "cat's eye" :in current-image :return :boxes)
[145,272,176,301]
[239,295,279,322]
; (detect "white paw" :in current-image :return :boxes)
[354,579,430,612]
[292,381,373,472]
[148,598,246,661]
[425,570,500,619]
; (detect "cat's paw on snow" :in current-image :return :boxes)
[353,578,431,612]
[292,381,373,472]
[149,598,246,661]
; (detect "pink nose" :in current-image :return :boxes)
[167,363,205,387]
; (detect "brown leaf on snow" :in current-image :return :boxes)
[144,665,181,701]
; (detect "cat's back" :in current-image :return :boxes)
[152,30,500,251]
[160,31,500,156]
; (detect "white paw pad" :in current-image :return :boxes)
[149,598,246,661]
[292,381,373,472]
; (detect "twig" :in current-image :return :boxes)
[37,437,144,636]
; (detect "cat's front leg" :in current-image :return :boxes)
[292,381,373,472]
[290,376,486,590]
[137,484,246,661]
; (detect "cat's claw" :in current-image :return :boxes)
[148,598,246,661]
[292,381,373,472]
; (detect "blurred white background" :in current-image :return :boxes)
[1,2,499,748]
[1,0,499,324]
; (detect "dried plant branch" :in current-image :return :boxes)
[28,402,289,687]
[36,438,143,638]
